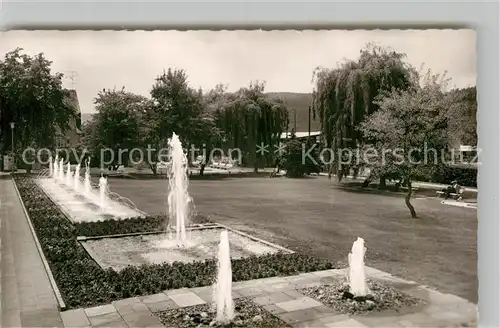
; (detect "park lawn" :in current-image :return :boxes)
[107,176,477,303]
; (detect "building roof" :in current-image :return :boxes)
[280,131,321,139]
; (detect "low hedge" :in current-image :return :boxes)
[74,214,212,237]
[14,175,338,309]
[430,166,477,188]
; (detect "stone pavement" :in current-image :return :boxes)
[61,267,477,328]
[1,175,63,327]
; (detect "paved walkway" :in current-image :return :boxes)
[0,175,63,327]
[59,267,476,328]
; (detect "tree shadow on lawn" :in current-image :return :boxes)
[334,180,472,199]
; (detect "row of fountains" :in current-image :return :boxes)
[48,155,109,211]
[46,132,369,324]
[212,233,370,323]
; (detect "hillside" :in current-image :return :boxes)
[80,92,320,133]
[81,113,94,125]
[265,92,319,132]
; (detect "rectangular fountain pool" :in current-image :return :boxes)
[37,178,145,222]
[79,225,292,271]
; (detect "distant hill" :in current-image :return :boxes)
[265,92,319,132]
[81,113,94,125]
[80,92,320,133]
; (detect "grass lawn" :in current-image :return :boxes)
[105,175,477,303]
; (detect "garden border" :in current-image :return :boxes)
[12,174,67,310]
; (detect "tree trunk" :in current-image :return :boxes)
[405,181,417,218]
[379,175,387,189]
[361,173,373,187]
[149,163,157,175]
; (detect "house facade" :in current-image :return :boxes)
[55,89,82,149]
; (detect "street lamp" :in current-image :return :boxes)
[10,122,15,170]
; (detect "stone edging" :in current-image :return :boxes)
[12,177,67,310]
[78,222,294,254]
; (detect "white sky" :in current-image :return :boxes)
[0,29,476,113]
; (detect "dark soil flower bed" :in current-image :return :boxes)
[155,298,290,328]
[13,174,338,309]
[298,280,423,315]
[74,213,212,237]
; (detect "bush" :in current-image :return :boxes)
[430,166,477,187]
[283,139,306,178]
[14,175,338,309]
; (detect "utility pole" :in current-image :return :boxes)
[308,105,311,137]
[293,108,297,133]
[10,122,15,170]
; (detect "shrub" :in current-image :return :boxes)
[283,139,306,178]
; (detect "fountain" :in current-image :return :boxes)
[65,162,73,186]
[214,230,235,323]
[49,155,53,177]
[59,158,64,181]
[84,158,91,195]
[167,132,192,245]
[74,163,81,191]
[348,237,369,297]
[53,155,59,180]
[99,175,108,211]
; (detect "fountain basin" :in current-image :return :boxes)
[79,225,293,271]
[37,178,145,222]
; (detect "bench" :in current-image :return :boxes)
[436,190,463,200]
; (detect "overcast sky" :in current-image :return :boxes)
[0,29,476,113]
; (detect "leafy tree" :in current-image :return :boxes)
[445,86,477,147]
[146,68,220,174]
[312,44,415,183]
[0,48,76,153]
[212,81,289,172]
[359,71,451,218]
[149,68,205,147]
[91,88,146,167]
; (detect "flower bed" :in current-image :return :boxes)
[73,213,211,237]
[155,298,290,328]
[14,175,338,309]
[298,280,423,315]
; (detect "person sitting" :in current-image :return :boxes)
[270,157,282,178]
[441,181,459,199]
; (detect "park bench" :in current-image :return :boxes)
[436,189,464,201]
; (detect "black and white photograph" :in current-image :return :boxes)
[1,29,477,327]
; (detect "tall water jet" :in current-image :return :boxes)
[74,164,81,191]
[348,237,369,297]
[99,175,108,211]
[65,162,73,186]
[49,155,53,177]
[84,158,91,195]
[214,230,234,323]
[53,155,59,179]
[167,132,192,244]
[59,158,64,181]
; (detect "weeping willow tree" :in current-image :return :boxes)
[312,44,416,183]
[208,82,289,172]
